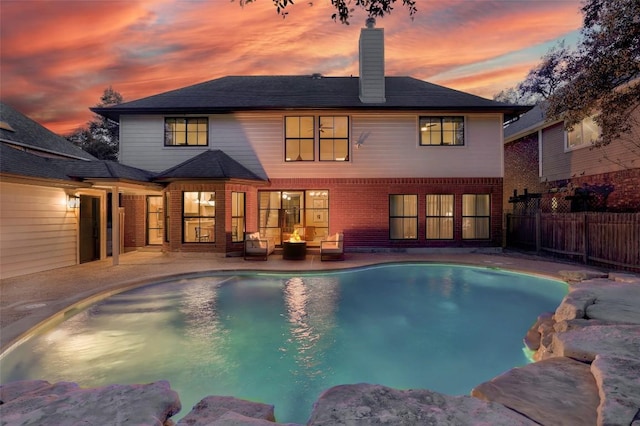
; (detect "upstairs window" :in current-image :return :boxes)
[319,116,350,161]
[285,116,314,161]
[420,116,464,146]
[566,116,600,150]
[165,118,208,146]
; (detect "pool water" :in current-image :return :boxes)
[1,264,567,423]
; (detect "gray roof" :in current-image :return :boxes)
[53,159,156,181]
[1,143,156,183]
[0,143,75,181]
[1,101,96,161]
[155,150,265,181]
[93,76,530,121]
[504,103,555,141]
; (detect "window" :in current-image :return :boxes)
[567,116,600,150]
[164,193,170,243]
[420,116,464,146]
[231,192,245,243]
[183,191,215,243]
[426,194,454,239]
[285,116,314,161]
[389,195,418,239]
[165,118,208,146]
[146,196,163,245]
[462,194,490,239]
[319,116,350,161]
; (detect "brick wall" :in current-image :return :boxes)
[131,177,504,255]
[504,133,546,214]
[269,177,503,248]
[122,195,146,250]
[558,168,640,212]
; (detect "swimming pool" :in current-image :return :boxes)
[0,263,567,423]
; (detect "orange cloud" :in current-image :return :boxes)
[0,0,583,134]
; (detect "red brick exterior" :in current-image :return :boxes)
[122,195,146,250]
[559,168,640,212]
[123,177,504,254]
[503,134,546,214]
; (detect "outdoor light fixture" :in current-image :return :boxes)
[67,195,80,210]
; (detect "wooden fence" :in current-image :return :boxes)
[506,212,640,272]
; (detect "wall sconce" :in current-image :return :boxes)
[67,195,80,210]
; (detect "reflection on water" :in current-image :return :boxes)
[0,265,567,424]
[283,276,339,381]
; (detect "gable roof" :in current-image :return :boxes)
[154,149,265,181]
[0,101,96,161]
[92,76,530,121]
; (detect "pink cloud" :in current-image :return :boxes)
[0,0,583,134]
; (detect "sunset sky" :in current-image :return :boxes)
[1,0,584,136]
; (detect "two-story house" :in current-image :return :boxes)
[93,21,527,256]
[504,103,640,214]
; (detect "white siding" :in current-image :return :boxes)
[0,182,77,279]
[119,112,504,178]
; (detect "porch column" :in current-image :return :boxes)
[112,186,120,266]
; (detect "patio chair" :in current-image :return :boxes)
[320,232,344,261]
[244,232,275,261]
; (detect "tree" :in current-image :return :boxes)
[493,43,570,105]
[545,0,640,148]
[68,86,123,161]
[238,0,417,24]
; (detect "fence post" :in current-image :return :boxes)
[583,213,589,264]
[535,211,541,253]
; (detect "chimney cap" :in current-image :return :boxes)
[365,17,376,28]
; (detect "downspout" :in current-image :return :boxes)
[538,129,543,179]
[112,186,120,266]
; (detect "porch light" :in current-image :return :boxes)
[67,195,80,210]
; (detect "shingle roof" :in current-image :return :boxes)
[92,76,530,121]
[0,101,96,161]
[1,143,156,183]
[154,149,265,181]
[53,159,156,181]
[504,103,556,141]
[0,143,75,181]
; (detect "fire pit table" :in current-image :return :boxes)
[282,241,306,260]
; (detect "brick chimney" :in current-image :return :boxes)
[359,18,386,103]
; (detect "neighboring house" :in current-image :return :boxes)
[504,103,640,213]
[0,102,159,279]
[92,21,527,256]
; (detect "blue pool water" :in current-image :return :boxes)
[1,264,566,423]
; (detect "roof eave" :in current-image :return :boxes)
[93,104,532,123]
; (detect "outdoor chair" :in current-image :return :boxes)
[244,232,275,260]
[320,232,344,261]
